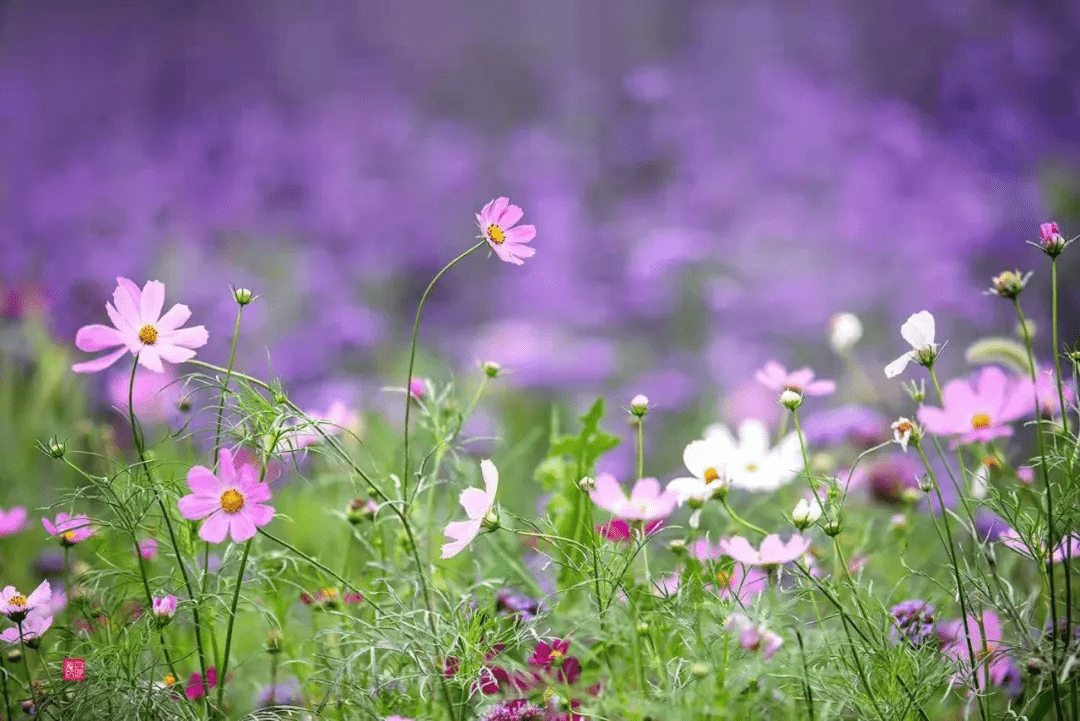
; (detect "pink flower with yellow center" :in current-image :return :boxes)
[41,513,94,547]
[0,507,27,537]
[588,474,676,522]
[72,278,208,374]
[177,448,275,544]
[0,581,50,623]
[718,534,811,567]
[476,197,536,266]
[916,366,1034,445]
[755,361,836,396]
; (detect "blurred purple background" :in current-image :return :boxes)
[3,0,1080,409]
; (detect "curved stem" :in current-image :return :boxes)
[17,627,38,715]
[720,498,768,537]
[401,241,485,502]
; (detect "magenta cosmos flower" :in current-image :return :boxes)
[42,513,94,546]
[916,366,1033,444]
[755,361,835,396]
[476,197,536,265]
[725,614,783,659]
[0,507,27,536]
[72,278,208,374]
[177,448,275,544]
[719,534,811,566]
[442,459,499,559]
[588,474,676,522]
[1,581,50,622]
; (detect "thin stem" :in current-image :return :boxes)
[1014,297,1066,721]
[791,409,822,501]
[17,627,38,715]
[795,628,815,721]
[0,655,11,721]
[635,417,644,481]
[216,537,252,717]
[62,546,71,648]
[1051,259,1069,435]
[720,498,768,537]
[212,304,245,469]
[401,241,485,501]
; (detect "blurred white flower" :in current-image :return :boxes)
[828,312,863,355]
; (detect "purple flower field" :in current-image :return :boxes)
[1,2,1079,719]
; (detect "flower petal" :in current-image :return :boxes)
[159,326,209,350]
[75,324,125,352]
[186,466,219,494]
[900,311,935,349]
[178,493,221,521]
[72,347,129,374]
[156,344,198,365]
[498,204,524,228]
[884,351,914,379]
[156,304,192,332]
[138,349,164,373]
[459,488,490,519]
[480,458,499,499]
[227,513,257,543]
[505,225,535,244]
[197,514,230,544]
[140,281,165,326]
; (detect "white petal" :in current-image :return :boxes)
[884,351,915,379]
[900,311,935,349]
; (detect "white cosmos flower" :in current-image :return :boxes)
[884,311,937,379]
[667,437,729,505]
[828,312,863,355]
[701,419,801,492]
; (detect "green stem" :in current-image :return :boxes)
[62,546,71,648]
[1051,259,1069,435]
[791,409,822,501]
[636,417,644,481]
[17,626,38,715]
[720,498,768,537]
[401,241,486,502]
[129,357,210,716]
[1013,297,1066,721]
[215,538,252,717]
[212,304,245,469]
[0,655,11,721]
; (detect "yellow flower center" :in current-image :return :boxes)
[487,224,506,245]
[63,531,77,544]
[745,463,759,473]
[138,324,159,345]
[982,455,999,468]
[704,467,720,484]
[321,588,338,599]
[9,595,26,607]
[549,649,563,661]
[895,421,912,435]
[716,570,731,587]
[163,674,176,686]
[220,489,245,514]
[971,413,991,429]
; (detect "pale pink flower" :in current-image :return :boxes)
[0,507,27,536]
[725,613,783,659]
[998,528,1080,564]
[651,574,680,597]
[177,448,275,544]
[0,612,53,644]
[1028,366,1075,419]
[917,366,1034,444]
[441,459,499,559]
[589,475,676,522]
[755,361,835,396]
[72,278,208,374]
[107,367,182,423]
[0,581,50,622]
[42,513,94,546]
[151,594,177,622]
[940,611,1017,693]
[138,538,159,560]
[690,540,769,603]
[719,534,811,566]
[282,401,360,451]
[476,197,536,265]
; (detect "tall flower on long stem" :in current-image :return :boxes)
[441,459,499,559]
[72,278,208,373]
[476,197,537,266]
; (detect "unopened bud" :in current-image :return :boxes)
[690,663,710,679]
[903,379,926,404]
[481,510,500,531]
[791,499,822,530]
[232,287,255,306]
[889,513,908,534]
[822,520,841,537]
[779,389,803,411]
[988,270,1032,299]
[687,496,705,510]
[899,488,921,506]
[667,539,687,556]
[630,395,649,417]
[5,648,21,663]
[918,475,935,494]
[346,498,377,524]
[44,437,66,459]
[578,476,596,493]
[482,361,501,378]
[266,630,284,654]
[1035,222,1071,258]
[1026,657,1044,675]
[636,622,650,635]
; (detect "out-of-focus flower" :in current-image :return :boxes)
[1031,221,1072,258]
[480,701,543,721]
[254,676,304,709]
[152,595,177,625]
[0,613,52,646]
[917,366,1034,444]
[718,534,811,566]
[0,507,27,536]
[107,367,182,424]
[846,454,925,507]
[596,518,663,542]
[589,475,676,522]
[987,270,1032,299]
[701,420,801,492]
[801,405,887,448]
[890,600,936,646]
[496,589,544,621]
[72,278,208,374]
[755,361,835,396]
[409,378,428,400]
[42,513,94,546]
[629,394,649,416]
[666,438,729,505]
[890,417,919,452]
[1016,466,1035,485]
[138,538,159,560]
[885,311,938,379]
[828,313,863,355]
[0,581,50,623]
[185,667,218,700]
[939,612,1020,697]
[725,614,783,659]
[476,197,536,266]
[1026,366,1076,420]
[998,528,1080,564]
[281,401,360,452]
[690,541,769,603]
[441,459,499,559]
[791,498,822,530]
[177,448,275,544]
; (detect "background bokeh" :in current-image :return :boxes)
[3,0,1080,427]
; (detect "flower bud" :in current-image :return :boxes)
[578,476,596,493]
[902,379,926,404]
[889,513,908,534]
[667,539,687,556]
[899,488,921,506]
[636,622,650,635]
[481,510,500,531]
[232,287,254,306]
[266,630,284,654]
[151,594,177,627]
[687,496,705,510]
[690,663,710,679]
[346,498,377,524]
[779,389,803,411]
[6,648,21,663]
[918,475,935,494]
[828,313,863,355]
[890,417,920,452]
[630,395,649,417]
[1026,657,1044,675]
[988,269,1032,299]
[791,499,822,530]
[822,520,841,537]
[482,361,501,379]
[1035,222,1070,258]
[44,436,66,459]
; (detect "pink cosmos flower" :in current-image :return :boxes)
[177,448,275,544]
[596,518,663,542]
[939,611,1018,694]
[690,540,769,604]
[42,513,94,546]
[0,507,27,536]
[152,595,177,625]
[282,401,360,451]
[1,581,51,622]
[725,613,783,659]
[998,528,1080,564]
[72,278,208,374]
[916,366,1034,444]
[755,361,835,396]
[476,197,536,265]
[0,613,53,645]
[138,538,159,560]
[441,459,499,559]
[1028,366,1075,419]
[1040,221,1060,243]
[185,667,218,700]
[718,534,811,566]
[107,367,182,423]
[409,378,428,400]
[589,475,676,522]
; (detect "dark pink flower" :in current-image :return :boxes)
[755,360,835,396]
[185,667,218,700]
[0,507,27,537]
[72,278,208,374]
[917,366,1033,444]
[138,537,159,560]
[476,197,536,266]
[725,613,783,659]
[529,639,581,685]
[596,518,663,542]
